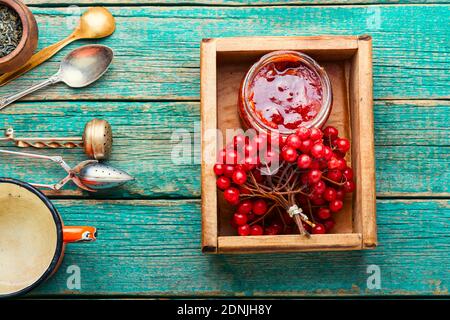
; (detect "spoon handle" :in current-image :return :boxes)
[0,75,60,112]
[0,34,77,87]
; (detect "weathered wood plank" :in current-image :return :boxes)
[0,5,448,100]
[24,199,449,296]
[24,0,450,5]
[0,100,448,197]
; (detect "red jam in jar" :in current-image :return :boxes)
[239,51,332,136]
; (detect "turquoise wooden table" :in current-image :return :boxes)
[0,1,449,297]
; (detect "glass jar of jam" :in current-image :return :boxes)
[239,51,332,136]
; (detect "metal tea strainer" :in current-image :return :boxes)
[0,119,113,160]
[0,149,134,192]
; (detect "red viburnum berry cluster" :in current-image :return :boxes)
[213,126,355,236]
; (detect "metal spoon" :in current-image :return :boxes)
[0,7,115,86]
[0,45,114,111]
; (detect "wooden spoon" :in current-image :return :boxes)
[0,7,115,86]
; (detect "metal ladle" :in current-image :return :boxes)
[0,119,113,160]
[0,45,114,111]
[0,149,134,192]
[0,7,116,86]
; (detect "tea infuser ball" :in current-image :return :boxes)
[82,119,113,160]
[0,118,113,160]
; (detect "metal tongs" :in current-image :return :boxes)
[0,149,134,192]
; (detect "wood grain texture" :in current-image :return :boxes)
[200,39,218,252]
[0,100,448,198]
[0,2,448,298]
[0,5,448,100]
[24,199,448,297]
[351,36,377,247]
[24,1,450,5]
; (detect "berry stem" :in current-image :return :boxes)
[322,175,345,186]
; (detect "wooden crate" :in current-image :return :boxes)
[201,36,376,254]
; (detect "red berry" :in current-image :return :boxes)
[310,160,320,170]
[308,169,322,184]
[250,225,264,236]
[232,169,247,185]
[216,176,231,190]
[237,224,250,236]
[225,149,239,164]
[336,138,351,153]
[323,187,337,201]
[327,169,343,182]
[233,213,248,226]
[334,150,346,159]
[217,149,227,164]
[296,127,311,140]
[342,167,353,180]
[299,139,313,153]
[271,221,283,234]
[342,180,356,193]
[233,134,246,147]
[335,189,345,200]
[254,134,268,149]
[223,164,235,178]
[213,164,225,176]
[252,169,263,183]
[297,154,312,169]
[244,143,257,157]
[243,156,256,171]
[310,143,325,158]
[322,146,333,160]
[313,180,326,194]
[224,187,240,204]
[310,128,323,141]
[336,158,347,171]
[281,146,298,162]
[323,219,335,232]
[253,199,268,215]
[286,134,302,149]
[264,226,279,235]
[318,159,328,170]
[312,223,326,234]
[237,199,253,215]
[310,194,326,205]
[323,126,339,139]
[329,200,344,212]
[327,157,340,170]
[317,207,331,220]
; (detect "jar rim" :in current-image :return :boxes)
[241,50,332,135]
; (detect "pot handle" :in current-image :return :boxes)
[63,226,97,243]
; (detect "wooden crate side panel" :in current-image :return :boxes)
[201,39,219,253]
[357,37,377,248]
[218,234,363,253]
